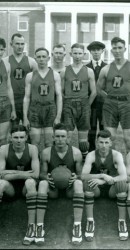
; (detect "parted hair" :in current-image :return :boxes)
[11,124,27,134]
[97,129,111,139]
[111,37,125,46]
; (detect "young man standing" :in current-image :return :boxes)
[0,125,39,245]
[0,37,16,146]
[4,33,37,125]
[37,123,84,245]
[23,47,62,151]
[82,130,127,242]
[87,41,107,152]
[97,37,130,153]
[61,43,96,160]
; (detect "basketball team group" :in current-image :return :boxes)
[0,33,130,246]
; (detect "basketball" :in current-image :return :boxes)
[51,166,72,189]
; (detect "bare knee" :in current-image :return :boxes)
[73,179,83,193]
[25,178,37,194]
[38,180,48,194]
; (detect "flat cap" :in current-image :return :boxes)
[87,41,105,51]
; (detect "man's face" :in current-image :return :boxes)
[11,36,25,55]
[35,50,50,68]
[111,42,126,60]
[96,136,112,154]
[71,47,85,64]
[54,129,68,148]
[90,48,104,61]
[0,45,5,59]
[11,131,27,149]
[52,47,65,63]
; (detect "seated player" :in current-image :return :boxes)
[0,125,39,245]
[37,123,84,245]
[81,130,127,241]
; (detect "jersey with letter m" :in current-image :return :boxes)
[105,60,130,96]
[31,68,55,104]
[9,55,31,96]
[64,65,89,99]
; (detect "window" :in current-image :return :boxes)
[105,23,115,32]
[18,16,28,31]
[56,22,66,32]
[80,22,90,32]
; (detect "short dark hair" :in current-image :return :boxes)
[11,124,27,134]
[11,33,24,42]
[53,44,66,51]
[111,37,125,46]
[71,43,84,51]
[0,38,6,48]
[97,129,111,139]
[35,47,49,56]
[53,123,68,133]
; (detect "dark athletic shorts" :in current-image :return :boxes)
[29,101,56,128]
[0,96,11,123]
[63,98,90,131]
[103,97,130,129]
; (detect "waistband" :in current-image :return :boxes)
[107,95,129,101]
[31,101,55,106]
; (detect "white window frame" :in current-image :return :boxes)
[18,20,28,32]
[80,22,90,32]
[56,22,66,32]
[105,23,115,32]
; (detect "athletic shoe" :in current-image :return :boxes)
[35,224,45,246]
[23,224,35,245]
[72,223,82,245]
[85,219,95,242]
[118,220,128,241]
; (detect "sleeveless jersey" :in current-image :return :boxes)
[6,143,31,171]
[49,145,76,173]
[31,68,55,104]
[0,60,8,97]
[64,65,89,99]
[9,55,31,97]
[105,60,130,96]
[91,149,117,177]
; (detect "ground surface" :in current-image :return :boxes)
[0,124,129,249]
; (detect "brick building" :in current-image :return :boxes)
[0,2,130,64]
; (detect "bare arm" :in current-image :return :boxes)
[73,147,83,178]
[53,70,63,124]
[23,72,32,128]
[126,152,130,182]
[81,151,105,181]
[4,61,16,120]
[97,65,109,98]
[1,145,40,181]
[40,148,51,180]
[28,57,38,71]
[87,68,97,106]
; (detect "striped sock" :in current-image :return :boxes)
[117,197,127,220]
[73,193,84,222]
[85,195,94,218]
[126,200,130,219]
[26,192,37,224]
[36,194,48,224]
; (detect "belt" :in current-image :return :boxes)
[107,95,129,101]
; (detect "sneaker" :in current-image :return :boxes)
[35,224,45,246]
[118,220,128,241]
[23,224,35,245]
[72,223,82,245]
[85,219,95,242]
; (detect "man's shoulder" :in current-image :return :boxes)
[0,144,9,156]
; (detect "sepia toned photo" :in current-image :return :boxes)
[0,1,130,249]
